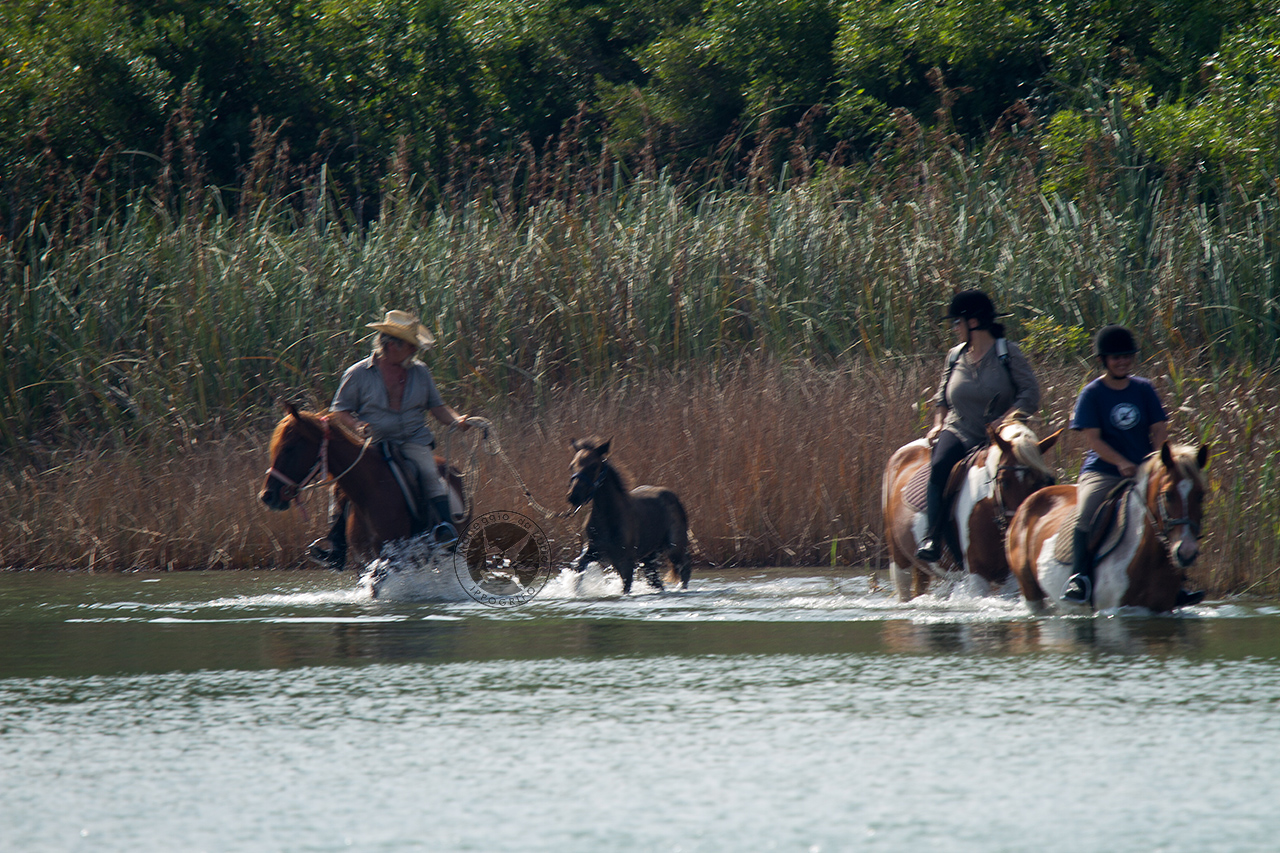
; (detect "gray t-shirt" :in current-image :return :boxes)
[931,339,1040,446]
[330,355,445,446]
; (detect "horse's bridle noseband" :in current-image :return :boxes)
[569,459,609,507]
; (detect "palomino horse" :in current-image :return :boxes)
[259,402,468,566]
[1006,443,1210,613]
[882,415,1063,601]
[567,436,692,594]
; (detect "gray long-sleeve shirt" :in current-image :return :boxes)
[931,339,1040,446]
[330,355,445,446]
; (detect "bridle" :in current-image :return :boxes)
[1145,476,1203,550]
[989,458,1054,533]
[265,415,372,515]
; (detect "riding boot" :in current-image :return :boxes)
[915,477,946,562]
[308,500,348,571]
[1061,528,1093,604]
[429,495,458,550]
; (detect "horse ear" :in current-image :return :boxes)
[282,399,300,419]
[1038,428,1065,454]
[989,424,1013,455]
[1160,441,1175,468]
[1197,444,1211,469]
[599,438,611,456]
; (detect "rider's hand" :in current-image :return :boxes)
[926,424,942,445]
[454,415,471,432]
[1119,461,1137,477]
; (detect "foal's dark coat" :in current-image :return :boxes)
[567,437,692,594]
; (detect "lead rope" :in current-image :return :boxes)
[440,417,573,521]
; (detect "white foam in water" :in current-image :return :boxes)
[358,538,475,602]
[539,564,626,599]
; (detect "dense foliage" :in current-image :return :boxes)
[3,0,1280,224]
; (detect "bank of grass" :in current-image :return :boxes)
[2,358,1277,598]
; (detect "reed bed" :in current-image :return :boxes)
[5,129,1280,453]
[2,357,1277,598]
[3,125,1280,594]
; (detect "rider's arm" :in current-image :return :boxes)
[1150,420,1169,454]
[330,410,363,435]
[1081,427,1138,477]
[926,406,948,443]
[430,404,470,431]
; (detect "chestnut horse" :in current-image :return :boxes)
[1006,443,1209,613]
[259,402,467,566]
[882,415,1063,601]
[567,436,692,594]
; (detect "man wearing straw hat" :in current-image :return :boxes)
[309,309,471,569]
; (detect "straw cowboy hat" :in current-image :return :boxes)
[366,310,436,349]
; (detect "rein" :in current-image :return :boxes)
[443,416,573,520]
[267,416,372,518]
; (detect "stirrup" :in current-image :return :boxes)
[1060,573,1092,604]
[432,522,458,550]
[916,538,942,562]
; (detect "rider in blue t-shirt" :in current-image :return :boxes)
[1061,325,1203,607]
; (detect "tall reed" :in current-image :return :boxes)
[2,358,1276,598]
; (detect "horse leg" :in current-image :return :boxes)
[640,553,664,590]
[614,555,636,594]
[574,544,598,573]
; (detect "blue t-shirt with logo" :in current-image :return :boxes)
[1071,376,1168,476]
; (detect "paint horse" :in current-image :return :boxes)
[259,402,467,566]
[882,415,1063,601]
[1006,443,1209,613]
[566,436,692,594]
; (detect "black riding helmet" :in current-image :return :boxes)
[1094,324,1139,358]
[943,290,1006,327]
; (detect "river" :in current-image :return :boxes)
[2,566,1278,852]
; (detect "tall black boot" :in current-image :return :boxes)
[915,476,946,562]
[429,495,458,549]
[1061,528,1093,604]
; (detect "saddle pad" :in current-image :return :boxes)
[903,464,930,511]
[1052,485,1133,563]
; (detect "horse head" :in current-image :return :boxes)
[260,401,325,511]
[567,436,612,508]
[987,417,1063,520]
[1148,442,1211,568]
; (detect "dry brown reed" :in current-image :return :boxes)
[3,357,1276,599]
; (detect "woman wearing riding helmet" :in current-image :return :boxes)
[916,290,1041,563]
[1062,324,1205,606]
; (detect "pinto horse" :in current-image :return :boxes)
[259,402,467,566]
[882,415,1063,601]
[1006,443,1209,613]
[567,436,692,594]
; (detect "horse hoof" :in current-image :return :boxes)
[1175,588,1207,608]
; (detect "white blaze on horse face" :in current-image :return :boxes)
[1172,479,1201,567]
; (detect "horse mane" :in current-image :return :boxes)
[1141,443,1208,490]
[270,407,364,454]
[993,414,1054,481]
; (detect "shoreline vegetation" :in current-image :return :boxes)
[2,358,1278,599]
[3,114,1280,597]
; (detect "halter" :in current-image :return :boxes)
[569,459,610,507]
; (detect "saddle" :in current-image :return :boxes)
[901,445,984,512]
[1053,480,1134,564]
